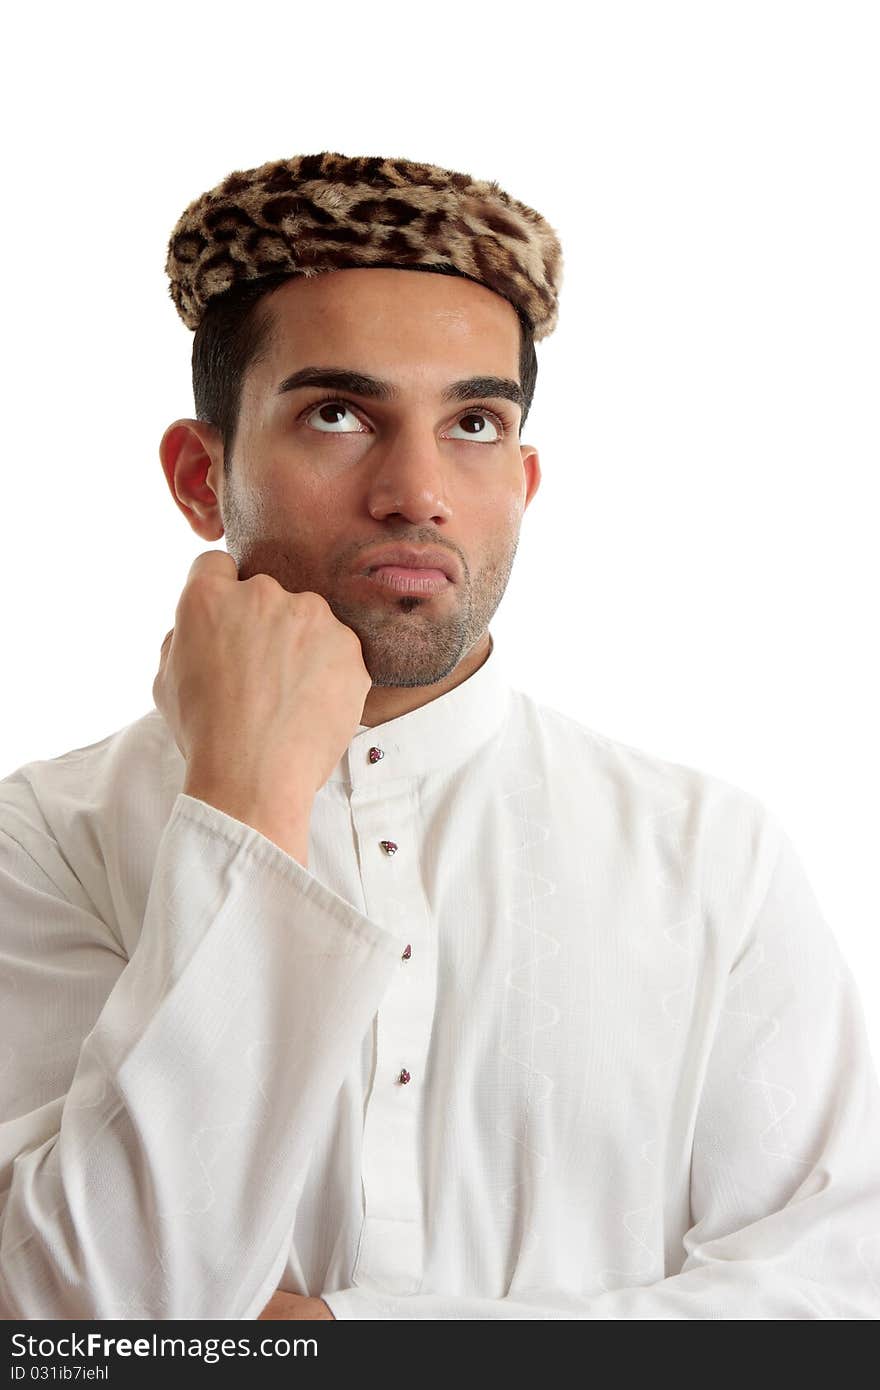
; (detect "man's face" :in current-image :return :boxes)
[167,266,540,691]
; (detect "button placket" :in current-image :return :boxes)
[352,739,434,1290]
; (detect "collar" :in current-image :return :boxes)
[328,630,511,787]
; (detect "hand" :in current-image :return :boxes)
[153,550,373,802]
[258,1290,335,1320]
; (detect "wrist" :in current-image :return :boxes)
[182,773,314,867]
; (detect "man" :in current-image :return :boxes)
[1,151,878,1321]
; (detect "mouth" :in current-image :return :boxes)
[358,545,460,583]
[362,566,452,596]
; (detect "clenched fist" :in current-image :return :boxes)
[153,549,373,807]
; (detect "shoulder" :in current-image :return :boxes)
[507,687,784,888]
[0,710,173,899]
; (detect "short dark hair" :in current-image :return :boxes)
[191,265,539,474]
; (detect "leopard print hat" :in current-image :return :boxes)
[165,151,564,340]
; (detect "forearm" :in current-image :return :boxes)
[1,795,400,1319]
[323,1256,878,1320]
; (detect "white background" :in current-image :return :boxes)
[2,1,877,1067]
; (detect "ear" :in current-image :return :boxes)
[159,418,225,541]
[520,444,541,511]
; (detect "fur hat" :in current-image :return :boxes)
[165,151,564,340]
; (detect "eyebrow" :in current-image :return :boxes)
[275,365,525,415]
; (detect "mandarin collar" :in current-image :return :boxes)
[328,631,510,788]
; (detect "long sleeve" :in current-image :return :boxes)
[321,820,880,1320]
[0,792,401,1320]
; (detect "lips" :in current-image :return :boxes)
[367,566,451,596]
[360,546,459,582]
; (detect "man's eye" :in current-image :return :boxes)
[448,411,504,443]
[301,397,505,443]
[302,399,366,433]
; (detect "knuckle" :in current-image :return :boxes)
[191,548,234,577]
[295,589,329,616]
[249,571,279,591]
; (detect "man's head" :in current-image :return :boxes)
[160,264,542,699]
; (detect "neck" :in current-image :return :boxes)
[358,631,492,728]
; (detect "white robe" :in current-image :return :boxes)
[1,634,878,1319]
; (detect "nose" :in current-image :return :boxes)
[365,421,454,526]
